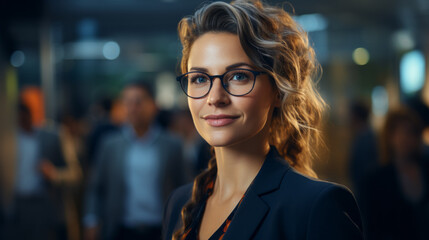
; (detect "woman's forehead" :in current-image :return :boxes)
[188,32,252,72]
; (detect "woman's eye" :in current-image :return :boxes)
[229,72,250,81]
[233,73,246,80]
[190,75,209,84]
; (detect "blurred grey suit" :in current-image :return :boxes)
[85,128,187,240]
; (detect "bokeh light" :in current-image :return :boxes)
[353,47,370,65]
[10,50,25,67]
[400,50,425,94]
[102,41,120,60]
[371,86,389,116]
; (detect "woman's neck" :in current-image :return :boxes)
[213,140,270,201]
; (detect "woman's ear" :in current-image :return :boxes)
[274,92,282,108]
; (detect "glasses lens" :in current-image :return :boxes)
[181,72,211,98]
[223,69,255,95]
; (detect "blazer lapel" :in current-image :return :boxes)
[223,147,291,240]
[223,189,269,240]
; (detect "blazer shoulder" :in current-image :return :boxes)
[166,183,193,210]
[282,168,355,201]
[305,182,363,239]
[162,183,193,240]
[278,170,363,239]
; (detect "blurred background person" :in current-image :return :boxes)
[86,97,119,172]
[348,100,379,202]
[56,113,85,240]
[83,81,186,240]
[6,95,82,240]
[362,107,429,240]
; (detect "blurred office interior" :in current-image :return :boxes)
[0,0,429,239]
[2,0,429,192]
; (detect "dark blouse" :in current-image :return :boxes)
[182,181,245,240]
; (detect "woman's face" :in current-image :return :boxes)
[187,32,277,147]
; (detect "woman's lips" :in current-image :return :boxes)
[203,114,239,127]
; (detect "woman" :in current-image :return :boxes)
[163,1,363,239]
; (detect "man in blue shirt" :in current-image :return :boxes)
[84,81,186,240]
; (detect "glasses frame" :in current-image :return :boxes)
[176,68,265,99]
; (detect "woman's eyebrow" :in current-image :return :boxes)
[189,66,208,72]
[189,62,254,72]
[225,62,254,70]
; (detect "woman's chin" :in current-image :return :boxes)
[205,140,231,148]
[204,136,237,148]
[204,136,249,148]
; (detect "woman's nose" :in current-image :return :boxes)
[207,78,231,107]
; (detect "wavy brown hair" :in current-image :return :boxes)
[173,0,325,239]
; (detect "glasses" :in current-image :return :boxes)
[176,68,265,99]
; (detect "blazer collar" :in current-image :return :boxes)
[223,146,291,240]
[251,146,291,195]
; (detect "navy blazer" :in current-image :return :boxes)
[163,147,363,240]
